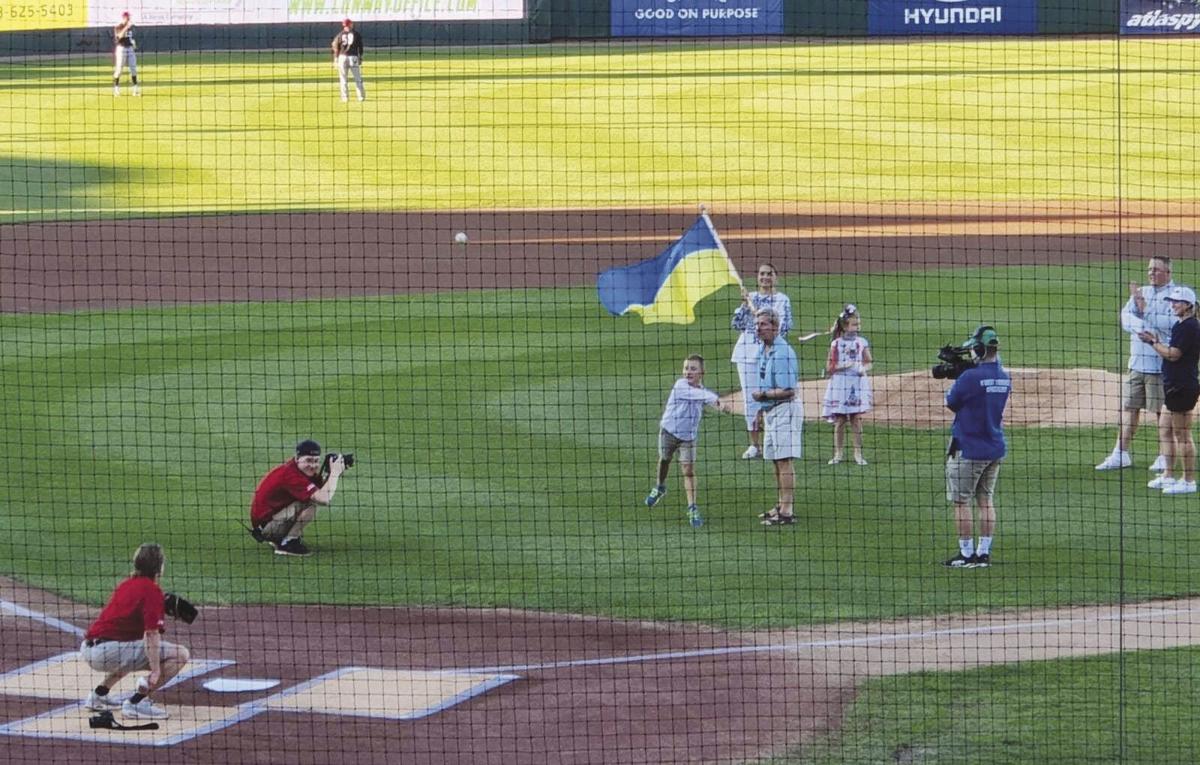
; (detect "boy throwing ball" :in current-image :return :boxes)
[645,355,732,527]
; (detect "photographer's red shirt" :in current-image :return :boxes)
[250,459,319,527]
[85,576,165,642]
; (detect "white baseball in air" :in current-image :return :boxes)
[454,232,469,245]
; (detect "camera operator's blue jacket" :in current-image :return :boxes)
[945,359,1011,460]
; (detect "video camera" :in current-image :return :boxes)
[931,345,976,380]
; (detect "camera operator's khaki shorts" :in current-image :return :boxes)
[260,501,316,543]
[946,455,1002,504]
[1123,370,1165,412]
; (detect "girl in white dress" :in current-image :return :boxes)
[730,264,792,459]
[822,305,873,465]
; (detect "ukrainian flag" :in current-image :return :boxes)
[597,214,740,325]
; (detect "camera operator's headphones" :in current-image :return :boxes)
[964,325,1000,360]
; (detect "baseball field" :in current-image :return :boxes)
[2,37,1200,763]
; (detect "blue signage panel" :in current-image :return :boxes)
[868,0,1037,35]
[1121,0,1200,34]
[611,0,783,37]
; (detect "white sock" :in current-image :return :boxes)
[959,538,975,558]
[977,536,992,555]
[281,536,297,545]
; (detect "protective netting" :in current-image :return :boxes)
[3,5,1200,763]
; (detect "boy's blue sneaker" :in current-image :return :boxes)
[644,485,667,507]
[687,504,703,528]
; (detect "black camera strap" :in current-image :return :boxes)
[88,711,159,731]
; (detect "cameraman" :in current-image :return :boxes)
[249,439,346,557]
[942,327,1011,569]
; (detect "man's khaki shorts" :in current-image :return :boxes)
[762,400,803,461]
[260,501,315,543]
[945,455,1002,504]
[80,638,184,675]
[1123,370,1165,412]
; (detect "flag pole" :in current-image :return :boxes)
[698,203,743,285]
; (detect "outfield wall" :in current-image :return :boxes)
[0,1,1141,56]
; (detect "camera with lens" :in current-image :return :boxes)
[931,345,976,380]
[320,452,355,478]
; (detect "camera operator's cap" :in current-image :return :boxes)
[962,326,1000,349]
[1164,285,1197,305]
[296,439,321,457]
[343,17,353,26]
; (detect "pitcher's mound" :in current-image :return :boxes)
[721,368,1122,428]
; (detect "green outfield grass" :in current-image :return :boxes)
[1,38,1199,220]
[2,262,1195,622]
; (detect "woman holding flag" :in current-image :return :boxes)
[731,264,792,459]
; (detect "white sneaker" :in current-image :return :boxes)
[122,699,169,720]
[741,445,760,460]
[1164,480,1198,495]
[1150,455,1167,472]
[1148,474,1176,490]
[1096,452,1131,471]
[113,86,120,96]
[132,85,141,96]
[84,691,121,711]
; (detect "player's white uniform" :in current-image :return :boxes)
[822,334,872,419]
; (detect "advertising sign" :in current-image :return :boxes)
[867,0,1037,35]
[1121,0,1200,34]
[611,0,783,37]
[0,0,524,32]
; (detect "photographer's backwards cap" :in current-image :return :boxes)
[296,439,321,457]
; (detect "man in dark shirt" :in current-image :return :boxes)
[1139,285,1200,494]
[942,326,1011,569]
[330,18,366,102]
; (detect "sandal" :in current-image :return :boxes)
[761,512,796,526]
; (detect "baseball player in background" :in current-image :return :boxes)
[331,18,366,102]
[113,11,139,96]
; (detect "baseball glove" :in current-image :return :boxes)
[163,592,198,624]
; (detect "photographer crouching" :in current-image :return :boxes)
[939,326,1011,569]
[248,439,353,557]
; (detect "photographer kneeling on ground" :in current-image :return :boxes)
[249,439,347,557]
[81,543,190,720]
[942,326,1011,569]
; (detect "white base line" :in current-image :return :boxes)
[0,599,84,637]
[462,606,1200,675]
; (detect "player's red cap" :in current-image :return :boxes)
[121,11,130,17]
[343,18,352,26]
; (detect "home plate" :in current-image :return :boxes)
[203,678,279,693]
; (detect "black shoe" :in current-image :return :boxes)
[943,553,976,568]
[970,553,991,568]
[274,538,312,557]
[761,512,796,526]
[249,526,266,544]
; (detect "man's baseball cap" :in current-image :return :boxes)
[296,439,321,457]
[1164,285,1197,305]
[343,18,352,25]
[121,11,130,17]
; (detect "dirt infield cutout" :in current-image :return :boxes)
[722,367,1123,428]
[261,667,520,720]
